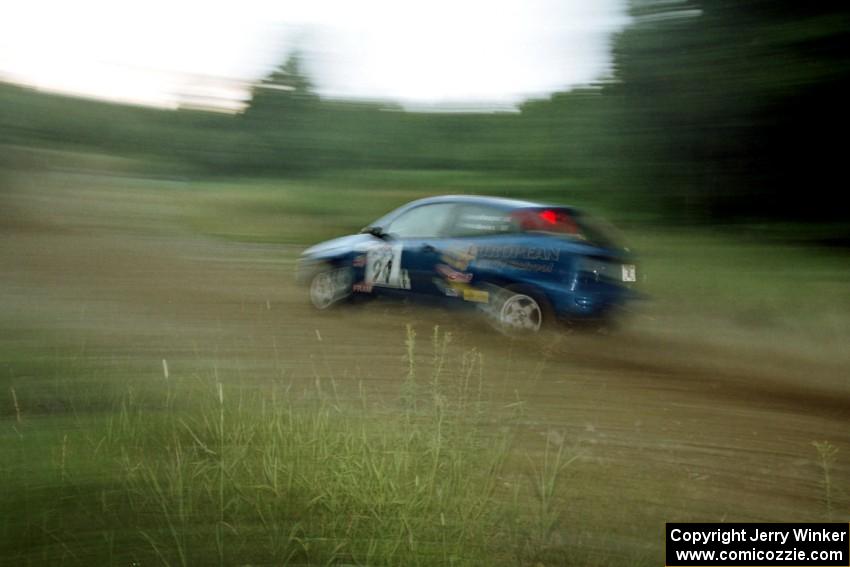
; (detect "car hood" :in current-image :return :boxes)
[301,233,378,258]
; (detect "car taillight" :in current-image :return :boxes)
[539,209,558,225]
[511,208,580,235]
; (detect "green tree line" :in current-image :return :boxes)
[2,0,848,226]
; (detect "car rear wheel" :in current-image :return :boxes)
[493,285,552,334]
[309,266,353,310]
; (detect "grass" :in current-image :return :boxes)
[174,166,628,247]
[812,441,839,519]
[2,153,849,565]
[0,326,583,566]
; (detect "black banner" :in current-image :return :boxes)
[666,523,849,566]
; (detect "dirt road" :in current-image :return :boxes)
[2,169,848,559]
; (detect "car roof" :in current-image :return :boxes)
[367,194,580,230]
[407,194,566,210]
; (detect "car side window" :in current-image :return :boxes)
[447,204,515,237]
[386,203,455,238]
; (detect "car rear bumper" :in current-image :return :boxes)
[541,281,642,320]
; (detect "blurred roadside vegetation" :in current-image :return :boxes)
[3,2,850,562]
[2,0,849,239]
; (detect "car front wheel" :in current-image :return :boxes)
[308,266,353,310]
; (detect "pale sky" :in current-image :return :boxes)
[0,0,628,111]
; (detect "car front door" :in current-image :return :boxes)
[363,202,456,297]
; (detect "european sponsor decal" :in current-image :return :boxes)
[476,245,560,262]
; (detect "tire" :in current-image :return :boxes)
[308,265,353,310]
[492,284,553,335]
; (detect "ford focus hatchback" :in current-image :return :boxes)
[296,195,638,333]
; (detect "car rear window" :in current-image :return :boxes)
[511,207,621,249]
[449,204,514,236]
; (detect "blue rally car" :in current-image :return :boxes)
[296,195,638,333]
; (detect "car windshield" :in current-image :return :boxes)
[384,203,455,238]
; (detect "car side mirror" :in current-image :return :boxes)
[361,225,390,239]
